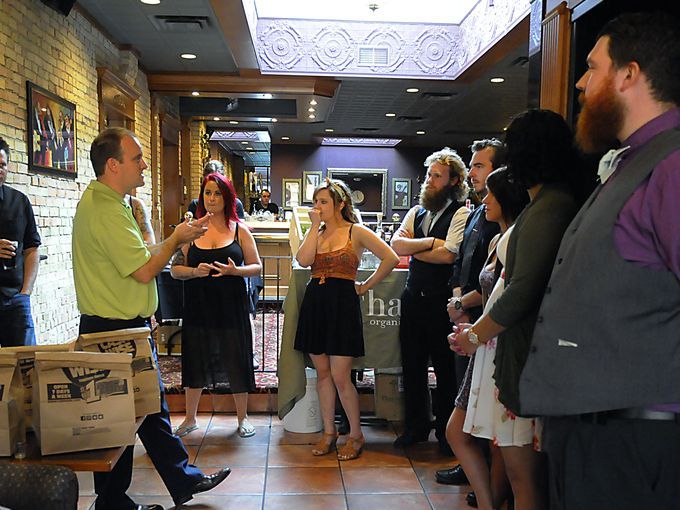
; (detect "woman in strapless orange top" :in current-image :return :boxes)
[294,178,399,460]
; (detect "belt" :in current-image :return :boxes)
[579,408,680,425]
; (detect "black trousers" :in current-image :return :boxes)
[543,415,680,510]
[399,288,458,438]
[79,315,203,510]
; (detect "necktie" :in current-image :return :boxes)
[597,146,630,184]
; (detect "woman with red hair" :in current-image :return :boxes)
[171,173,262,438]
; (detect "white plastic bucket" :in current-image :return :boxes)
[282,368,323,433]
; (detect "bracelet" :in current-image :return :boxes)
[430,238,436,250]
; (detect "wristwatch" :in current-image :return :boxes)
[468,326,480,345]
[453,297,464,311]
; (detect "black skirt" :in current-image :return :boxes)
[181,243,255,393]
[294,277,365,357]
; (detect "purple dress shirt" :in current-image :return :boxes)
[608,108,680,412]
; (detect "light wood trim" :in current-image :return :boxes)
[97,67,140,101]
[147,72,340,98]
[540,2,572,117]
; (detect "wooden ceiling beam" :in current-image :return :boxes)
[147,72,340,98]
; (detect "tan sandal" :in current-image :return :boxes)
[337,436,365,461]
[312,433,337,456]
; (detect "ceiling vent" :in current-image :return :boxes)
[510,56,530,68]
[397,115,425,123]
[358,46,389,67]
[421,92,456,101]
[151,15,210,32]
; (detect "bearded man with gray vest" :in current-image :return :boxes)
[519,12,680,510]
[391,148,470,452]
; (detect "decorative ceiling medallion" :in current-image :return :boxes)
[311,25,356,71]
[252,0,530,79]
[258,21,304,70]
[321,137,401,147]
[413,28,458,74]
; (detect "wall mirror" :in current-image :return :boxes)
[327,168,387,216]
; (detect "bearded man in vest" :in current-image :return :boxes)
[520,12,680,510]
[391,148,470,453]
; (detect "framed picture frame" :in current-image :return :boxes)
[27,81,77,177]
[391,178,411,210]
[302,170,322,203]
[282,178,302,208]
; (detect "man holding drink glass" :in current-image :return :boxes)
[0,136,41,346]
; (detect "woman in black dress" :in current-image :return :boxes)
[294,179,399,460]
[171,173,262,438]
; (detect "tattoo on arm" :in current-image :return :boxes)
[170,249,185,266]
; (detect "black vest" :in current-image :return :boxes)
[406,201,462,296]
[520,129,680,415]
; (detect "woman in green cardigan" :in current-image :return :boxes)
[450,109,592,510]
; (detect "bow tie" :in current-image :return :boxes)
[597,146,630,184]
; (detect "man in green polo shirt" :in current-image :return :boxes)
[73,127,230,510]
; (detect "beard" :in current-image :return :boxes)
[575,74,625,153]
[419,183,451,212]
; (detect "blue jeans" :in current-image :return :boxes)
[0,293,36,346]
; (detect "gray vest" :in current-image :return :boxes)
[519,129,680,416]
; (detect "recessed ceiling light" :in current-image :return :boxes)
[271,118,278,122]
[241,141,248,145]
[385,112,396,117]
[416,130,425,135]
[325,128,334,133]
[140,0,160,4]
[247,147,254,150]
[308,107,315,113]
[281,136,290,140]
[191,91,200,96]
[261,93,273,99]
[490,77,505,83]
[406,88,419,93]
[309,114,316,119]
[229,120,238,125]
[213,117,220,121]
[180,53,197,60]
[310,99,318,106]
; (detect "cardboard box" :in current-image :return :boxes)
[77,328,160,417]
[156,322,182,355]
[0,342,75,431]
[374,371,405,422]
[32,351,136,455]
[0,353,25,456]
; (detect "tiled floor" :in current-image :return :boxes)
[77,413,473,510]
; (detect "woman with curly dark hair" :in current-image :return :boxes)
[450,109,590,510]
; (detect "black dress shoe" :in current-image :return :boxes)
[466,491,478,508]
[393,429,430,448]
[435,464,469,485]
[173,467,231,506]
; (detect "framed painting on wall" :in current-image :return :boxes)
[302,171,322,203]
[282,178,301,208]
[26,81,77,177]
[392,178,411,210]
